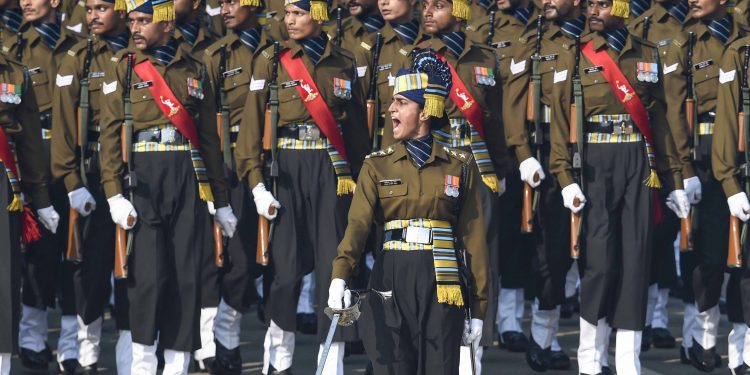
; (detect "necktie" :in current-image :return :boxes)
[707,15,731,43]
[392,19,419,45]
[605,27,628,53]
[34,21,61,49]
[151,40,177,65]
[239,27,261,51]
[441,31,465,58]
[103,31,130,52]
[300,34,327,64]
[405,134,433,168]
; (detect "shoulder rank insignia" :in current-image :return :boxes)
[366,146,394,158]
[67,50,76,57]
[360,41,372,51]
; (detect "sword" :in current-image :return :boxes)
[316,312,341,375]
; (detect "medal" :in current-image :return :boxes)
[444,175,460,198]
[0,83,20,104]
[187,77,204,99]
[474,66,496,86]
[333,78,352,100]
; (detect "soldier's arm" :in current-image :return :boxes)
[235,51,271,190]
[15,77,50,208]
[198,62,229,208]
[332,159,377,281]
[343,58,371,175]
[457,157,488,319]
[549,55,575,188]
[502,49,533,162]
[712,50,743,197]
[648,58,683,190]
[51,51,84,192]
[483,50,508,177]
[661,42,696,180]
[98,58,125,199]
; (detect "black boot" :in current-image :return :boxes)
[268,365,294,374]
[20,347,49,371]
[688,339,717,372]
[641,325,652,352]
[82,363,98,375]
[525,334,550,372]
[213,341,242,375]
[57,359,79,375]
[548,349,571,370]
[498,331,529,352]
[651,328,676,348]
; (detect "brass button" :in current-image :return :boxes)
[389,191,393,195]
[419,192,424,196]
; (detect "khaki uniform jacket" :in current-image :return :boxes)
[98,41,229,207]
[661,18,748,181]
[0,55,50,207]
[416,36,509,176]
[712,36,750,197]
[62,0,88,37]
[234,37,369,190]
[629,2,690,45]
[201,0,226,39]
[328,15,376,57]
[51,36,122,192]
[3,21,82,113]
[332,142,489,318]
[176,22,219,60]
[549,32,682,190]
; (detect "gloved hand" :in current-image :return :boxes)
[462,318,483,346]
[207,201,216,215]
[683,176,702,204]
[107,194,137,230]
[252,183,281,220]
[327,278,351,310]
[666,189,690,219]
[561,183,586,214]
[68,187,96,216]
[215,206,238,238]
[36,206,60,233]
[728,192,750,222]
[519,157,545,188]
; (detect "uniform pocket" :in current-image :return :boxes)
[378,183,407,199]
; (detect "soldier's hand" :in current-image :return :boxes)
[215,206,238,238]
[519,157,545,188]
[36,206,60,234]
[252,183,281,220]
[327,278,351,310]
[207,201,217,215]
[107,194,138,230]
[666,190,690,219]
[562,183,586,214]
[462,318,483,346]
[68,187,96,217]
[728,192,750,222]
[683,176,702,204]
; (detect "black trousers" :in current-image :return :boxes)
[127,151,207,352]
[264,148,357,343]
[579,142,652,330]
[497,172,533,290]
[649,190,679,290]
[360,251,464,375]
[0,161,21,353]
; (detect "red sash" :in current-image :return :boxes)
[132,59,201,148]
[279,50,348,161]
[580,41,654,144]
[436,53,486,140]
[0,128,18,179]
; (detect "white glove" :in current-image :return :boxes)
[561,183,586,214]
[666,189,690,219]
[36,206,60,234]
[107,194,137,230]
[683,176,702,204]
[215,206,238,238]
[519,157,545,188]
[327,278,352,310]
[207,201,216,215]
[68,187,96,217]
[462,318,483,346]
[728,192,750,222]
[252,183,281,220]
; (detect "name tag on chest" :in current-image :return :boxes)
[134,81,153,90]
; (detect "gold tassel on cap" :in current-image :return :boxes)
[310,0,329,21]
[452,0,471,21]
[115,0,127,11]
[423,93,445,118]
[240,0,261,6]
[151,0,175,22]
[611,0,629,18]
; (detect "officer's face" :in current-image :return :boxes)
[285,4,322,40]
[86,0,125,36]
[422,0,459,34]
[129,11,174,49]
[20,0,59,23]
[543,0,579,20]
[389,94,430,140]
[347,0,377,17]
[587,0,623,31]
[220,0,258,29]
[379,0,416,24]
[688,0,727,20]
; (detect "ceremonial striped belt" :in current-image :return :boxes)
[229,124,239,149]
[432,118,501,193]
[85,125,101,154]
[697,112,716,135]
[383,219,464,307]
[585,114,643,143]
[277,123,329,150]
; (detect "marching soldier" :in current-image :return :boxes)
[202,0,272,371]
[549,0,687,373]
[0,49,59,375]
[328,0,384,54]
[660,0,748,371]
[417,0,506,372]
[4,0,83,371]
[98,0,237,371]
[50,0,132,373]
[0,0,23,41]
[62,0,89,35]
[234,0,369,371]
[328,48,489,375]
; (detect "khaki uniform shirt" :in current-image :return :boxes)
[0,55,50,207]
[62,0,88,37]
[176,21,219,59]
[629,2,689,45]
[332,142,489,318]
[98,41,229,207]
[51,36,121,192]
[234,37,369,190]
[549,32,682,190]
[201,0,226,39]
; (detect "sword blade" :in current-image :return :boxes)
[316,312,341,375]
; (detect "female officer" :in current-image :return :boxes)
[328,49,489,375]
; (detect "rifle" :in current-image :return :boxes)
[335,5,343,47]
[522,14,544,233]
[15,31,22,62]
[66,37,94,263]
[728,44,750,269]
[486,10,496,46]
[367,33,383,151]
[680,32,697,251]
[257,41,280,266]
[570,36,584,259]
[642,16,651,40]
[114,53,136,279]
[213,44,232,268]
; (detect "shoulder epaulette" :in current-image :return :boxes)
[443,146,471,162]
[360,41,372,51]
[66,39,88,57]
[366,146,395,159]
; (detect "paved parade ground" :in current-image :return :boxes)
[10,296,735,374]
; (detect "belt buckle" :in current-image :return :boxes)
[623,121,633,134]
[299,125,320,141]
[404,227,432,244]
[161,127,176,144]
[451,124,465,140]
